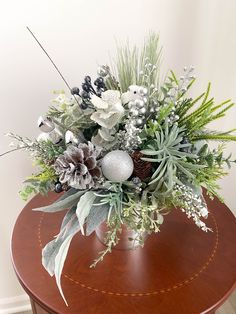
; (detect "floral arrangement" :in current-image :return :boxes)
[2,32,236,304]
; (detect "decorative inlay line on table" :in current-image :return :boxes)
[37,212,219,297]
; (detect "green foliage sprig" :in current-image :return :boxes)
[20,163,57,201]
[47,92,95,132]
[90,214,121,268]
[94,183,124,223]
[6,133,65,164]
[192,143,236,200]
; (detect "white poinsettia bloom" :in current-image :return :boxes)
[90,90,124,129]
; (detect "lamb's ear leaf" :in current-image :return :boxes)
[42,237,64,277]
[86,202,109,236]
[54,232,77,306]
[33,190,86,212]
[76,191,96,235]
[42,209,79,276]
[54,188,80,203]
[60,206,76,231]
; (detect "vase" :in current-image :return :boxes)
[95,222,149,250]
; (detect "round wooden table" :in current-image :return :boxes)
[11,192,236,314]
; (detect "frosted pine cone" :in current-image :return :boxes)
[54,142,102,189]
[131,151,152,181]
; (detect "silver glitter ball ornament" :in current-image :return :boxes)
[101,150,134,182]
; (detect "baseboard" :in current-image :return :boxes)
[0,294,31,314]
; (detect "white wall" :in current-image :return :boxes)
[0,0,236,311]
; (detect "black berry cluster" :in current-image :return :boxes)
[54,180,69,193]
[54,181,63,193]
[71,75,106,110]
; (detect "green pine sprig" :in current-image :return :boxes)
[115,32,161,92]
[176,82,236,141]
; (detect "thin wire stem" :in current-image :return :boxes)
[0,146,26,157]
[26,27,80,106]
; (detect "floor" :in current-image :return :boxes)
[18,291,236,313]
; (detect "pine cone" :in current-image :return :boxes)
[131,151,152,181]
[54,142,101,189]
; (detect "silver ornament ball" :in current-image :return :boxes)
[38,116,55,133]
[97,65,109,77]
[139,87,148,96]
[139,107,147,115]
[128,100,135,109]
[142,97,148,104]
[134,99,144,108]
[131,109,139,117]
[101,150,134,182]
[135,118,144,126]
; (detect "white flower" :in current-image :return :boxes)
[92,127,117,149]
[90,90,124,129]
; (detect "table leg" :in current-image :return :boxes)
[30,298,50,314]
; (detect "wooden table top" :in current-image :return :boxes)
[11,192,236,314]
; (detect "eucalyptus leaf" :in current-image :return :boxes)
[76,191,96,235]
[33,190,86,212]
